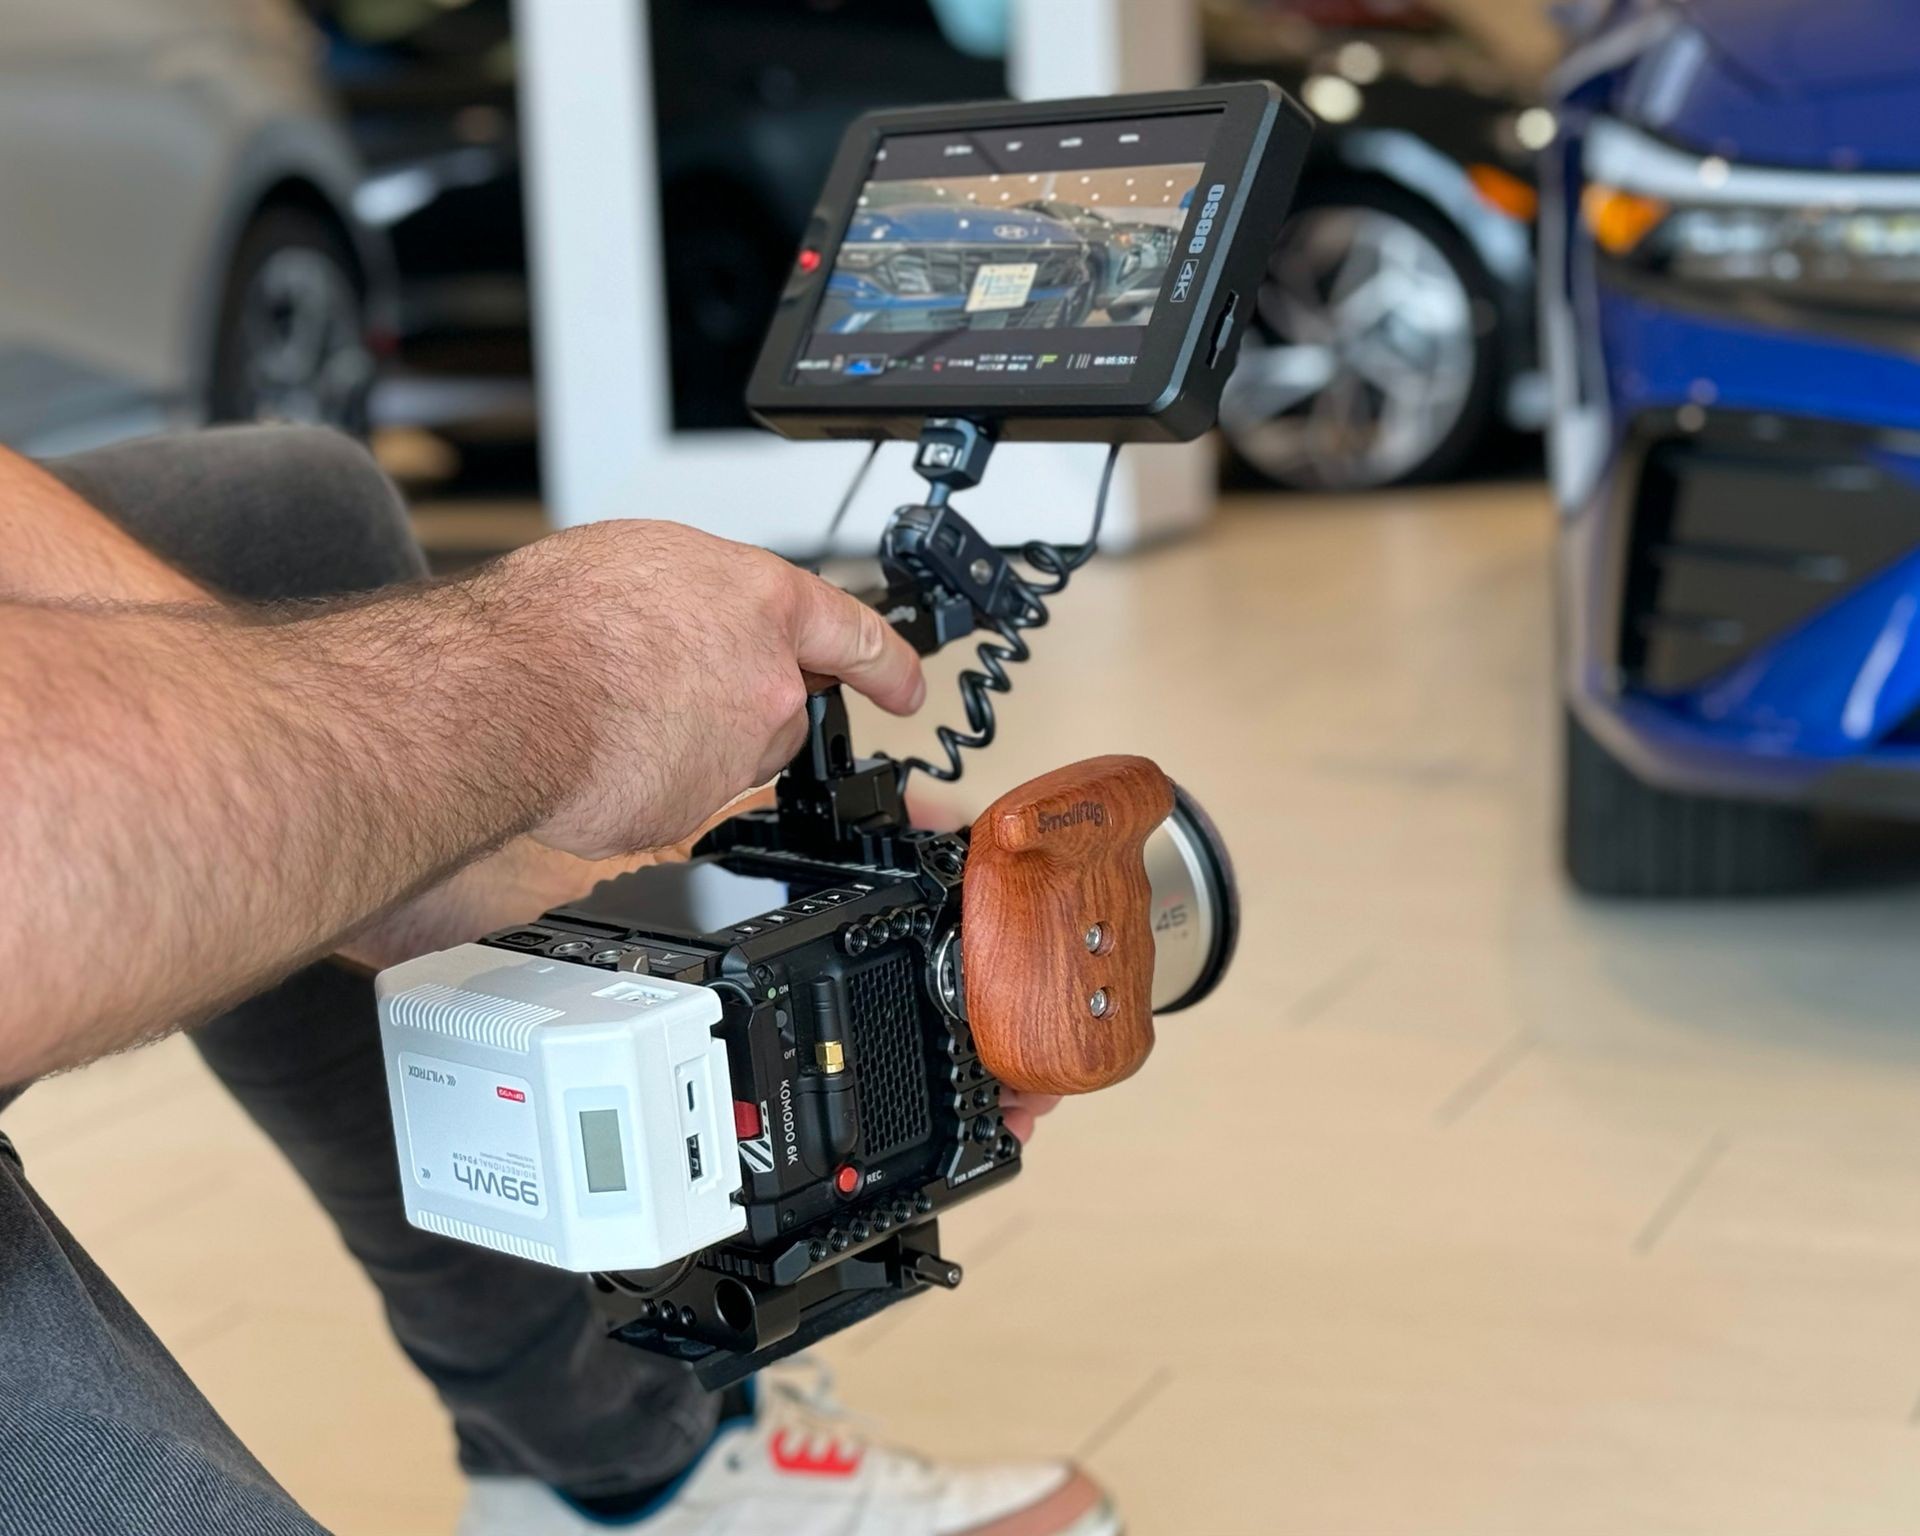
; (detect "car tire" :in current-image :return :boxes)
[1562,707,1816,898]
[1066,274,1096,326]
[208,206,373,437]
[1084,251,1109,315]
[1220,180,1500,492]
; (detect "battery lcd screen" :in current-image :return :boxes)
[792,110,1222,388]
[579,1109,628,1194]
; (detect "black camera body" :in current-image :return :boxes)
[456,673,1235,1387]
[470,758,1010,1385]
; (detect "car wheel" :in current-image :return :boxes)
[1084,250,1107,308]
[1219,184,1498,491]
[1562,707,1816,898]
[1066,274,1096,326]
[209,207,373,436]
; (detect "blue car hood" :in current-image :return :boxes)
[1679,0,1920,93]
[848,206,1074,244]
[1602,0,1920,171]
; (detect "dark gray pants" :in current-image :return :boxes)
[0,427,716,1536]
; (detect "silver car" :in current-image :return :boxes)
[0,0,389,455]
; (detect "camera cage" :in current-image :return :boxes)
[608,86,1305,1375]
[386,84,1293,1389]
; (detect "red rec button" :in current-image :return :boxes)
[734,1100,762,1138]
[834,1165,861,1197]
[798,248,823,274]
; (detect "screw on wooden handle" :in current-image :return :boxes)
[961,755,1175,1094]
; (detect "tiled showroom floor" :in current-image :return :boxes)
[17,481,1920,1533]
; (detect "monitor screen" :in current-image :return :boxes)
[790,109,1224,390]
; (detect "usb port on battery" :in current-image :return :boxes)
[685,1135,703,1181]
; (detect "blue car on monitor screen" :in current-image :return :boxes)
[1545,0,1920,895]
[816,195,1094,335]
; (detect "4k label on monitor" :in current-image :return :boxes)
[398,1051,545,1214]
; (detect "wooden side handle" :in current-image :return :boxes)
[961,755,1175,1094]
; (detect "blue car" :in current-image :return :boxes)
[1546,0,1920,895]
[818,196,1093,334]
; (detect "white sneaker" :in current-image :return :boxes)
[457,1363,1120,1536]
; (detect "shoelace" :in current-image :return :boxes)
[766,1356,857,1421]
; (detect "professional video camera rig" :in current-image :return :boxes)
[377,83,1311,1387]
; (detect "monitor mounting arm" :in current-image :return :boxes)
[770,417,1073,865]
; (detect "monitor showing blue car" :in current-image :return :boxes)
[1545,0,1920,896]
[787,109,1214,391]
[816,199,1097,335]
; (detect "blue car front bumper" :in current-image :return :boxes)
[1562,281,1920,813]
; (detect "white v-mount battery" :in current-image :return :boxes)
[377,944,745,1274]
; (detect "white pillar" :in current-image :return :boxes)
[1010,0,1202,100]
[515,0,1211,553]
[1005,0,1212,549]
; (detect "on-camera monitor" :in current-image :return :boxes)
[791,110,1223,390]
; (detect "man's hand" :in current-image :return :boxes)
[474,521,924,859]
[1000,1091,1062,1145]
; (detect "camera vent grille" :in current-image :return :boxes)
[847,949,931,1160]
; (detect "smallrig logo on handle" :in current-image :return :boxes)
[1037,800,1107,835]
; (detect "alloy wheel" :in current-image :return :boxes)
[1220,205,1479,490]
[234,246,373,431]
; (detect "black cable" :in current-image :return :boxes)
[899,443,1122,788]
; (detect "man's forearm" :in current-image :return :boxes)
[0,441,636,990]
[0,441,930,1085]
[0,588,568,1084]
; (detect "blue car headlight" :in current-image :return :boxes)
[1582,119,1920,307]
[1648,207,1920,296]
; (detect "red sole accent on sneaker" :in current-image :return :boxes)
[768,1429,863,1478]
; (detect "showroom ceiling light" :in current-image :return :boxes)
[1302,75,1363,125]
[1336,41,1384,85]
[1515,108,1557,152]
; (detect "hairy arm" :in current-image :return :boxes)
[0,586,563,1083]
[0,449,679,980]
[0,448,921,1087]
